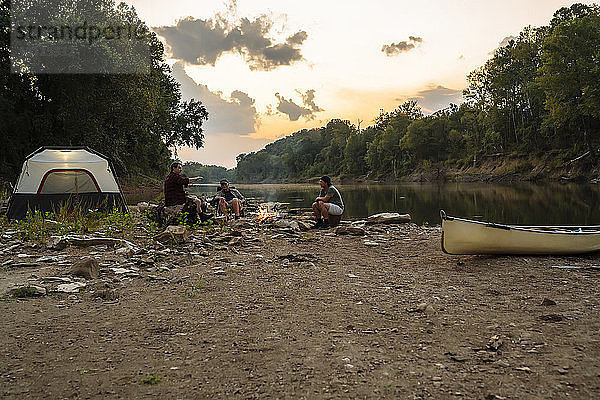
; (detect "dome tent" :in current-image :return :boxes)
[7,147,128,220]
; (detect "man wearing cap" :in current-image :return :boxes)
[164,162,205,214]
[215,179,245,219]
[312,175,344,229]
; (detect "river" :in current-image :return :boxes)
[184,182,600,226]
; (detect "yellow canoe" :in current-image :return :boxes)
[440,210,600,255]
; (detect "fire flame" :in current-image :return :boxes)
[254,203,279,224]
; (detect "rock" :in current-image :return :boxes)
[9,285,47,297]
[363,240,380,247]
[70,258,100,279]
[7,262,41,268]
[56,282,86,293]
[153,225,189,244]
[347,274,359,278]
[115,246,134,258]
[539,314,563,322]
[47,235,67,250]
[228,237,244,246]
[42,276,73,283]
[299,261,316,268]
[335,226,366,236]
[137,202,151,213]
[514,366,532,373]
[486,335,503,351]
[273,219,300,231]
[296,220,313,231]
[415,303,435,314]
[541,298,556,306]
[366,212,411,224]
[230,220,254,229]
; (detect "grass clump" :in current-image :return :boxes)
[184,276,205,298]
[141,373,162,385]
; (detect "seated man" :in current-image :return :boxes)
[164,162,205,215]
[215,179,245,219]
[312,175,344,229]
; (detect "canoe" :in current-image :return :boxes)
[440,210,600,255]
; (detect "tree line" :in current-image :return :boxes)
[0,0,207,184]
[236,3,600,183]
[181,161,236,184]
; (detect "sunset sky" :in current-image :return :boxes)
[124,0,594,168]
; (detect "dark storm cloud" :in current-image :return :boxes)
[381,36,423,56]
[154,14,307,70]
[171,62,258,135]
[275,89,323,121]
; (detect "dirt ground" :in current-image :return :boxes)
[1,220,600,399]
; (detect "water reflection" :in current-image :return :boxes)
[187,182,600,225]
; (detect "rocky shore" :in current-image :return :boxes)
[1,208,600,398]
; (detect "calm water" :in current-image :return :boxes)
[185,182,600,226]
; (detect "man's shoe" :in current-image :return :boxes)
[320,220,330,229]
[311,219,323,229]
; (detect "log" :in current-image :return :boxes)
[366,212,411,224]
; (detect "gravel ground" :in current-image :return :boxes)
[1,220,600,399]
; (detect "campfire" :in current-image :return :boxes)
[254,203,279,224]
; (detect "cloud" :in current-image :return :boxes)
[382,36,422,56]
[409,85,464,114]
[171,62,258,135]
[154,11,308,70]
[297,89,323,112]
[275,89,323,121]
[489,35,516,55]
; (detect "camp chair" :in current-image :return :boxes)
[211,186,245,218]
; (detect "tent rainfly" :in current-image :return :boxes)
[7,147,128,219]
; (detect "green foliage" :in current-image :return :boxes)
[12,205,138,241]
[141,374,162,385]
[0,0,207,183]
[182,162,236,183]
[184,276,205,298]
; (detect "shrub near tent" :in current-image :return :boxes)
[7,147,128,220]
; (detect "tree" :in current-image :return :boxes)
[0,0,208,182]
[537,3,600,152]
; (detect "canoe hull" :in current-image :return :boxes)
[441,215,600,255]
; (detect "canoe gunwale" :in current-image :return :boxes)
[440,211,600,235]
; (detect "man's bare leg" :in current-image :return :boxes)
[219,198,229,217]
[320,202,330,220]
[232,198,240,217]
[312,202,322,220]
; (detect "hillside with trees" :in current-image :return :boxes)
[236,3,600,183]
[181,162,235,183]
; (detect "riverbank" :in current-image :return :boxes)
[1,210,599,398]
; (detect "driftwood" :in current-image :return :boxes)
[366,213,411,224]
[47,235,137,251]
[564,150,590,166]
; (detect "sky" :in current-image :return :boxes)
[123,0,595,168]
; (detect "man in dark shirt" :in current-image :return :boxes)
[164,162,204,213]
[215,179,245,219]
